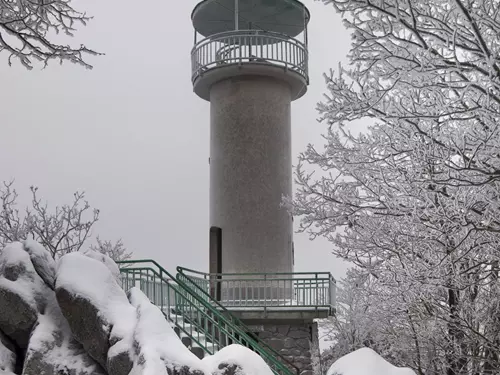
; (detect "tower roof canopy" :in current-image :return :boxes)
[191,0,310,39]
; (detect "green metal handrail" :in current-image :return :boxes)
[177,267,336,312]
[117,260,299,375]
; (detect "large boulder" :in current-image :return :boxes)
[55,253,136,373]
[22,292,106,375]
[0,243,46,348]
[0,241,106,375]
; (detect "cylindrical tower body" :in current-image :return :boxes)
[191,0,309,275]
[210,76,292,274]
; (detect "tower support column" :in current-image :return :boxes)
[209,75,293,274]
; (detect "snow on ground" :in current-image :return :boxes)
[56,252,136,357]
[327,348,416,375]
[202,344,275,375]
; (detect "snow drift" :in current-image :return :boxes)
[327,348,416,375]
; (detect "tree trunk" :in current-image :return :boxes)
[483,261,500,374]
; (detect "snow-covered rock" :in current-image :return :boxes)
[0,242,104,375]
[22,240,56,290]
[23,292,106,375]
[82,249,121,283]
[126,287,274,375]
[327,348,417,375]
[127,287,204,375]
[56,252,136,373]
[0,241,279,375]
[0,243,45,348]
[0,331,16,375]
[203,345,275,375]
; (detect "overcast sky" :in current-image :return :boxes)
[1,0,353,278]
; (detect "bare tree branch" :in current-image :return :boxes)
[0,182,130,260]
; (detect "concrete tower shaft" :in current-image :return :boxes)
[191,0,309,275]
[210,76,292,274]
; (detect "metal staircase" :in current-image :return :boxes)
[117,260,299,375]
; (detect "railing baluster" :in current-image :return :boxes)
[280,41,283,66]
[314,274,319,306]
[260,35,263,60]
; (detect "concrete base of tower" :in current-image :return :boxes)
[243,319,321,375]
[209,74,294,275]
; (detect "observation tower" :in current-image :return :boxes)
[190,0,309,277]
[188,5,334,372]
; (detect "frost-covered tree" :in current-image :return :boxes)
[291,0,500,374]
[320,269,376,359]
[0,0,98,68]
[90,236,131,262]
[0,181,131,261]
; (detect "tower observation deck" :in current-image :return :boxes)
[191,0,309,101]
[190,0,309,277]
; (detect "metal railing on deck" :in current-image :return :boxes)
[117,260,299,375]
[191,30,308,84]
[177,267,336,313]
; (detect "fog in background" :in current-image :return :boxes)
[1,0,354,278]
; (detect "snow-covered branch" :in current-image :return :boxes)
[0,0,99,68]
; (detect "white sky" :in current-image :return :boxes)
[1,0,353,278]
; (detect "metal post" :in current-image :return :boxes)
[264,274,267,311]
[304,24,308,48]
[234,0,239,30]
[315,273,319,306]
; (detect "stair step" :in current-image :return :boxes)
[179,328,208,343]
[191,346,205,359]
[193,341,218,353]
[171,317,217,350]
[159,305,219,358]
[162,306,203,318]
[181,336,192,348]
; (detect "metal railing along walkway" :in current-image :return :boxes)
[176,267,336,315]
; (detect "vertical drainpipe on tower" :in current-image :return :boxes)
[292,216,295,266]
[234,0,238,31]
